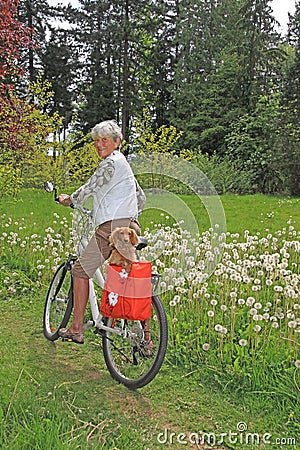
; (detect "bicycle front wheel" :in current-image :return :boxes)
[43,261,74,341]
[102,293,168,389]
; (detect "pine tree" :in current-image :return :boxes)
[280,1,300,195]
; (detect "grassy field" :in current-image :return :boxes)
[0,188,299,449]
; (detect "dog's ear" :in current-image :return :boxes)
[109,228,119,246]
[130,229,140,246]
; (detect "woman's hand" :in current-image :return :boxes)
[58,194,72,206]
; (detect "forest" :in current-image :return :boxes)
[1,0,300,196]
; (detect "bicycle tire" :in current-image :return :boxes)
[102,293,168,389]
[43,261,74,341]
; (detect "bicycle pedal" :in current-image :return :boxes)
[94,328,103,335]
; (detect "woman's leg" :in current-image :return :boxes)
[69,276,89,333]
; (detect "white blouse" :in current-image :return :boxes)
[70,151,146,226]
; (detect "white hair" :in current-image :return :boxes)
[91,120,123,142]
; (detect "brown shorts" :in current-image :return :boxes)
[72,218,141,279]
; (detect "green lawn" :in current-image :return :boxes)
[3,188,300,234]
[0,189,299,449]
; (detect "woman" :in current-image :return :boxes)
[58,120,146,343]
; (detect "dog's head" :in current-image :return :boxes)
[109,227,140,248]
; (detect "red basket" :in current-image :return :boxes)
[100,262,152,321]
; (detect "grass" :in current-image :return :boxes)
[2,188,300,234]
[0,188,299,449]
[1,302,298,449]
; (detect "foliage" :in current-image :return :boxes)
[0,77,62,196]
[191,151,255,195]
[0,0,33,91]
[0,1,63,197]
[0,165,23,199]
[5,0,300,197]
[279,3,300,196]
[64,135,99,189]
[22,129,98,191]
[129,110,187,192]
[225,94,286,193]
[133,109,183,155]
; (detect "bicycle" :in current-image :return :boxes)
[43,181,168,389]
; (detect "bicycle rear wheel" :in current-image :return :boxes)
[43,261,74,341]
[102,293,168,389]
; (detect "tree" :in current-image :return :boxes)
[0,1,62,196]
[42,32,76,133]
[17,0,54,82]
[225,94,283,193]
[0,0,32,91]
[279,1,300,195]
[170,0,283,150]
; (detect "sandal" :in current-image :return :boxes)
[58,328,84,344]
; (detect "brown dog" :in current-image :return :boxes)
[109,227,140,273]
